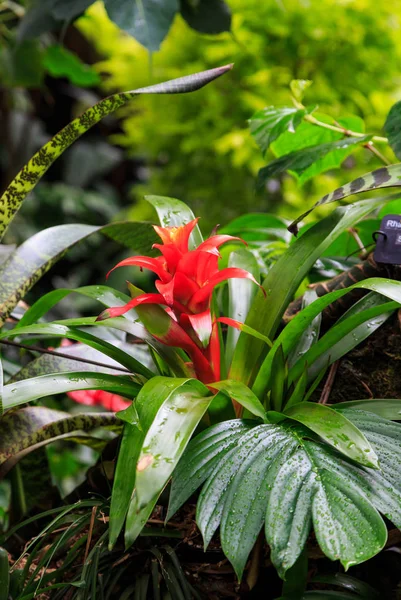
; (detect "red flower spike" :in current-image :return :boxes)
[99,218,262,383]
[153,218,199,253]
[189,268,260,312]
[182,310,213,347]
[68,389,129,411]
[217,317,243,331]
[106,256,170,282]
[96,293,166,321]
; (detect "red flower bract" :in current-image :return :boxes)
[97,219,259,383]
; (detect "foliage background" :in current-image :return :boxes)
[75,0,401,227]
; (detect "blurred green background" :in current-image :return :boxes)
[1,0,401,235]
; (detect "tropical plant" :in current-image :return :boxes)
[2,61,401,596]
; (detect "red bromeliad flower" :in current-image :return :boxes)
[68,389,130,412]
[97,219,259,383]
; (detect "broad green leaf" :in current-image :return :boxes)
[103,221,158,254]
[220,213,290,244]
[270,115,366,186]
[2,371,140,410]
[104,0,178,51]
[175,410,401,579]
[167,420,253,521]
[196,425,278,552]
[231,199,386,386]
[220,429,297,579]
[0,407,118,475]
[134,377,211,509]
[257,136,371,190]
[209,380,267,421]
[335,399,401,420]
[250,106,312,154]
[226,248,260,365]
[284,403,378,469]
[384,101,401,159]
[0,65,232,240]
[145,195,203,248]
[253,277,401,399]
[43,45,100,87]
[180,0,231,34]
[0,322,154,379]
[289,164,401,235]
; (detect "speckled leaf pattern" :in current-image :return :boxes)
[0,406,118,474]
[0,221,160,327]
[0,65,232,240]
[289,164,401,234]
[169,409,401,579]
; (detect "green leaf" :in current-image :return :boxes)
[231,198,385,386]
[250,106,311,154]
[289,299,397,385]
[219,428,298,579]
[134,377,212,509]
[290,79,312,102]
[270,345,287,412]
[1,40,44,88]
[186,413,396,579]
[16,285,136,329]
[257,136,371,190]
[9,341,147,383]
[281,547,308,598]
[49,0,94,20]
[335,399,401,420]
[226,248,260,366]
[0,221,158,326]
[287,290,321,368]
[43,45,100,87]
[104,0,179,51]
[253,277,401,399]
[210,380,267,421]
[0,224,89,325]
[289,164,401,235]
[2,371,140,411]
[384,101,401,159]
[284,403,378,469]
[0,64,232,241]
[0,322,154,379]
[270,115,366,186]
[180,0,231,34]
[109,421,145,549]
[0,407,118,476]
[145,195,203,248]
[167,420,253,521]
[311,573,380,600]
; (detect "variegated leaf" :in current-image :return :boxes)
[0,65,232,240]
[289,165,401,234]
